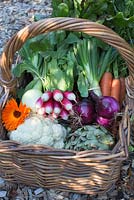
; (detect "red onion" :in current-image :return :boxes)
[90,91,120,119]
[96,116,113,127]
[73,98,95,125]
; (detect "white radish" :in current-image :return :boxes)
[43,100,53,114]
[42,91,53,102]
[53,101,62,114]
[61,98,73,111]
[53,89,63,102]
[60,109,69,120]
[35,97,43,109]
[63,91,77,102]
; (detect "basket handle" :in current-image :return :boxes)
[0,17,134,91]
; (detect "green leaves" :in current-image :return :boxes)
[51,0,134,46]
[64,125,114,151]
[13,30,78,94]
[12,59,42,79]
[77,72,89,97]
[108,12,134,28]
[74,39,105,97]
[128,145,134,152]
[43,51,75,91]
[52,1,69,17]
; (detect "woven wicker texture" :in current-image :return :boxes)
[0,17,134,195]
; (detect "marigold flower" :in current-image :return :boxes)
[2,98,31,131]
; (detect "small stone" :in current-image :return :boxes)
[0,190,7,198]
[132,159,134,168]
[34,187,44,195]
[55,194,65,200]
[97,195,108,200]
[0,177,5,187]
[72,193,81,200]
[36,191,48,198]
[28,188,33,199]
[69,193,82,200]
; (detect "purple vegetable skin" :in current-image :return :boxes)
[96,116,113,127]
[90,91,120,119]
[73,98,95,125]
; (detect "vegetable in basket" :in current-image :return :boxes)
[21,80,43,112]
[73,98,96,125]
[74,38,117,97]
[110,60,121,102]
[12,31,78,99]
[100,59,126,105]
[90,91,120,120]
[34,89,76,119]
[73,38,120,127]
[100,71,113,96]
[90,91,120,127]
[8,114,67,148]
[65,125,114,151]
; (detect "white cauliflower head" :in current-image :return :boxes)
[9,114,67,148]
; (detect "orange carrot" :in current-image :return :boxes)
[100,72,113,96]
[119,77,126,106]
[110,78,121,102]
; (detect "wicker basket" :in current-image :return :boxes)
[0,17,134,195]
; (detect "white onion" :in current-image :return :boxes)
[22,89,43,111]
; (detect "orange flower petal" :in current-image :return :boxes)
[2,98,31,131]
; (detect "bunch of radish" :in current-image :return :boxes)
[35,89,77,120]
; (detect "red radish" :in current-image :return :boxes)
[61,98,73,111]
[42,91,53,102]
[53,101,62,114]
[35,97,43,109]
[43,100,53,114]
[60,109,69,120]
[53,89,63,102]
[63,91,77,102]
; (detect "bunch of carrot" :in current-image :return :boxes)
[100,71,126,106]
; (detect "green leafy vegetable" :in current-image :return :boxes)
[51,0,134,78]
[74,38,116,97]
[52,0,134,46]
[12,31,79,98]
[64,125,114,151]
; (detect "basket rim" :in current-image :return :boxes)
[0,139,126,160]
